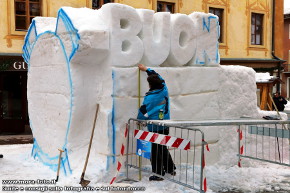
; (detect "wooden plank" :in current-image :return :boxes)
[260,85,268,110]
[267,84,273,111]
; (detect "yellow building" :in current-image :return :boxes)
[0,0,284,133]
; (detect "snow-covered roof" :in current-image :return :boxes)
[256,72,272,82]
[255,72,281,83]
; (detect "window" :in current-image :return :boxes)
[14,0,41,31]
[251,13,264,45]
[92,0,113,9]
[209,7,224,43]
[157,1,175,13]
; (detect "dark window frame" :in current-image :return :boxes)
[92,0,113,9]
[157,1,175,13]
[14,0,42,31]
[251,12,264,45]
[209,7,224,43]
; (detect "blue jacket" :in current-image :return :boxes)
[137,68,170,131]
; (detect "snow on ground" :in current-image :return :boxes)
[1,144,290,193]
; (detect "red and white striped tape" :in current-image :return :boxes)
[134,129,191,150]
[202,139,210,192]
[237,128,243,167]
[110,124,128,185]
[110,125,210,191]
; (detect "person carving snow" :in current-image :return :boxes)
[137,64,176,181]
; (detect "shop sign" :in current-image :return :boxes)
[13,62,28,70]
[0,59,28,71]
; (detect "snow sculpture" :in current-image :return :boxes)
[22,3,258,175]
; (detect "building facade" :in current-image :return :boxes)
[0,0,284,133]
[283,9,290,98]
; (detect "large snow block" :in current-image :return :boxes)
[171,93,220,120]
[25,7,112,174]
[23,4,259,177]
[28,33,72,173]
[218,66,259,119]
[112,91,220,152]
[113,67,220,97]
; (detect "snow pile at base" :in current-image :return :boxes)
[1,144,290,193]
[22,3,281,181]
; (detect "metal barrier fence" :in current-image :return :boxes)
[121,118,207,193]
[120,118,290,192]
[146,119,290,167]
[239,123,290,167]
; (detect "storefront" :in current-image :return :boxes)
[0,53,29,134]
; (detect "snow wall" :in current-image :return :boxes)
[23,3,260,176]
